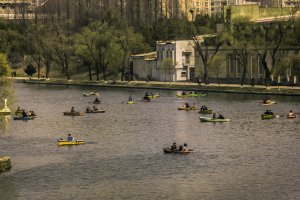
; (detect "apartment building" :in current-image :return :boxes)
[0,0,32,19]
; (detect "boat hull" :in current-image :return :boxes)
[163,148,193,154]
[86,110,105,113]
[13,116,35,120]
[199,117,230,122]
[198,109,213,114]
[57,140,85,146]
[178,107,197,111]
[261,114,275,120]
[63,112,84,116]
[127,101,134,104]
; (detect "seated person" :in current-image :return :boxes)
[16,107,22,113]
[192,103,197,109]
[288,110,294,117]
[71,107,75,113]
[218,114,225,119]
[94,98,100,103]
[170,143,177,151]
[212,113,216,119]
[93,106,99,111]
[178,145,183,151]
[181,143,189,152]
[185,103,190,108]
[264,110,270,115]
[143,95,150,101]
[22,110,28,117]
[67,134,74,141]
[29,111,36,116]
[128,96,133,101]
[86,107,91,112]
[182,91,186,95]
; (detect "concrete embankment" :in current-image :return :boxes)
[14,79,300,96]
[0,157,11,172]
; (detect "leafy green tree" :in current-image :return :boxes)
[0,53,11,78]
[117,26,149,81]
[75,21,122,81]
[24,64,36,77]
[223,17,254,86]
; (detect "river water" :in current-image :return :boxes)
[0,83,299,200]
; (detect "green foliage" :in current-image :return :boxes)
[24,64,36,77]
[0,53,11,77]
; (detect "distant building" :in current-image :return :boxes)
[154,40,195,81]
[0,0,33,19]
[129,52,157,80]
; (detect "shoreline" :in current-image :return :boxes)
[13,78,300,96]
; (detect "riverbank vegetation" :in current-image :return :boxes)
[0,3,299,86]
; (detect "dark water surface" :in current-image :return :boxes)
[0,83,299,200]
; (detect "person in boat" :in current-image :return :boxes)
[94,97,100,103]
[263,99,270,104]
[212,113,216,119]
[29,111,36,116]
[182,91,186,95]
[218,114,225,119]
[264,110,270,115]
[192,103,196,109]
[288,110,294,117]
[86,107,91,112]
[16,107,22,113]
[145,92,149,97]
[201,105,208,111]
[71,107,75,113]
[22,110,28,117]
[67,134,75,141]
[93,106,99,111]
[170,143,177,151]
[178,145,183,151]
[143,95,150,101]
[128,96,133,101]
[185,103,190,108]
[181,143,189,152]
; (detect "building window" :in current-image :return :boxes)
[181,71,187,77]
[185,55,190,64]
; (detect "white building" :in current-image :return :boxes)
[153,40,195,81]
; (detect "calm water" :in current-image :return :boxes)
[0,83,299,200]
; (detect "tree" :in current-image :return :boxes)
[75,21,122,81]
[117,26,148,81]
[209,55,226,85]
[223,17,254,86]
[24,64,37,77]
[0,53,11,78]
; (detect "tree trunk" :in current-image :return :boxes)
[88,64,92,81]
[262,59,271,86]
[45,60,51,79]
[95,63,99,81]
[121,53,128,81]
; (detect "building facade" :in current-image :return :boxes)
[0,0,33,19]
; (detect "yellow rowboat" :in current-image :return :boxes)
[127,101,134,104]
[177,107,198,111]
[148,94,160,99]
[57,140,85,146]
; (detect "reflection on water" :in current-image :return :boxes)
[0,115,10,133]
[0,83,299,200]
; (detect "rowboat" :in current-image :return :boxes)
[260,100,276,105]
[148,94,160,99]
[0,99,11,115]
[63,112,84,116]
[163,148,193,154]
[199,117,230,122]
[177,107,197,111]
[86,110,105,113]
[287,115,296,119]
[127,101,134,104]
[176,93,206,98]
[57,140,85,146]
[198,109,213,114]
[261,114,275,120]
[83,92,99,97]
[13,116,35,120]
